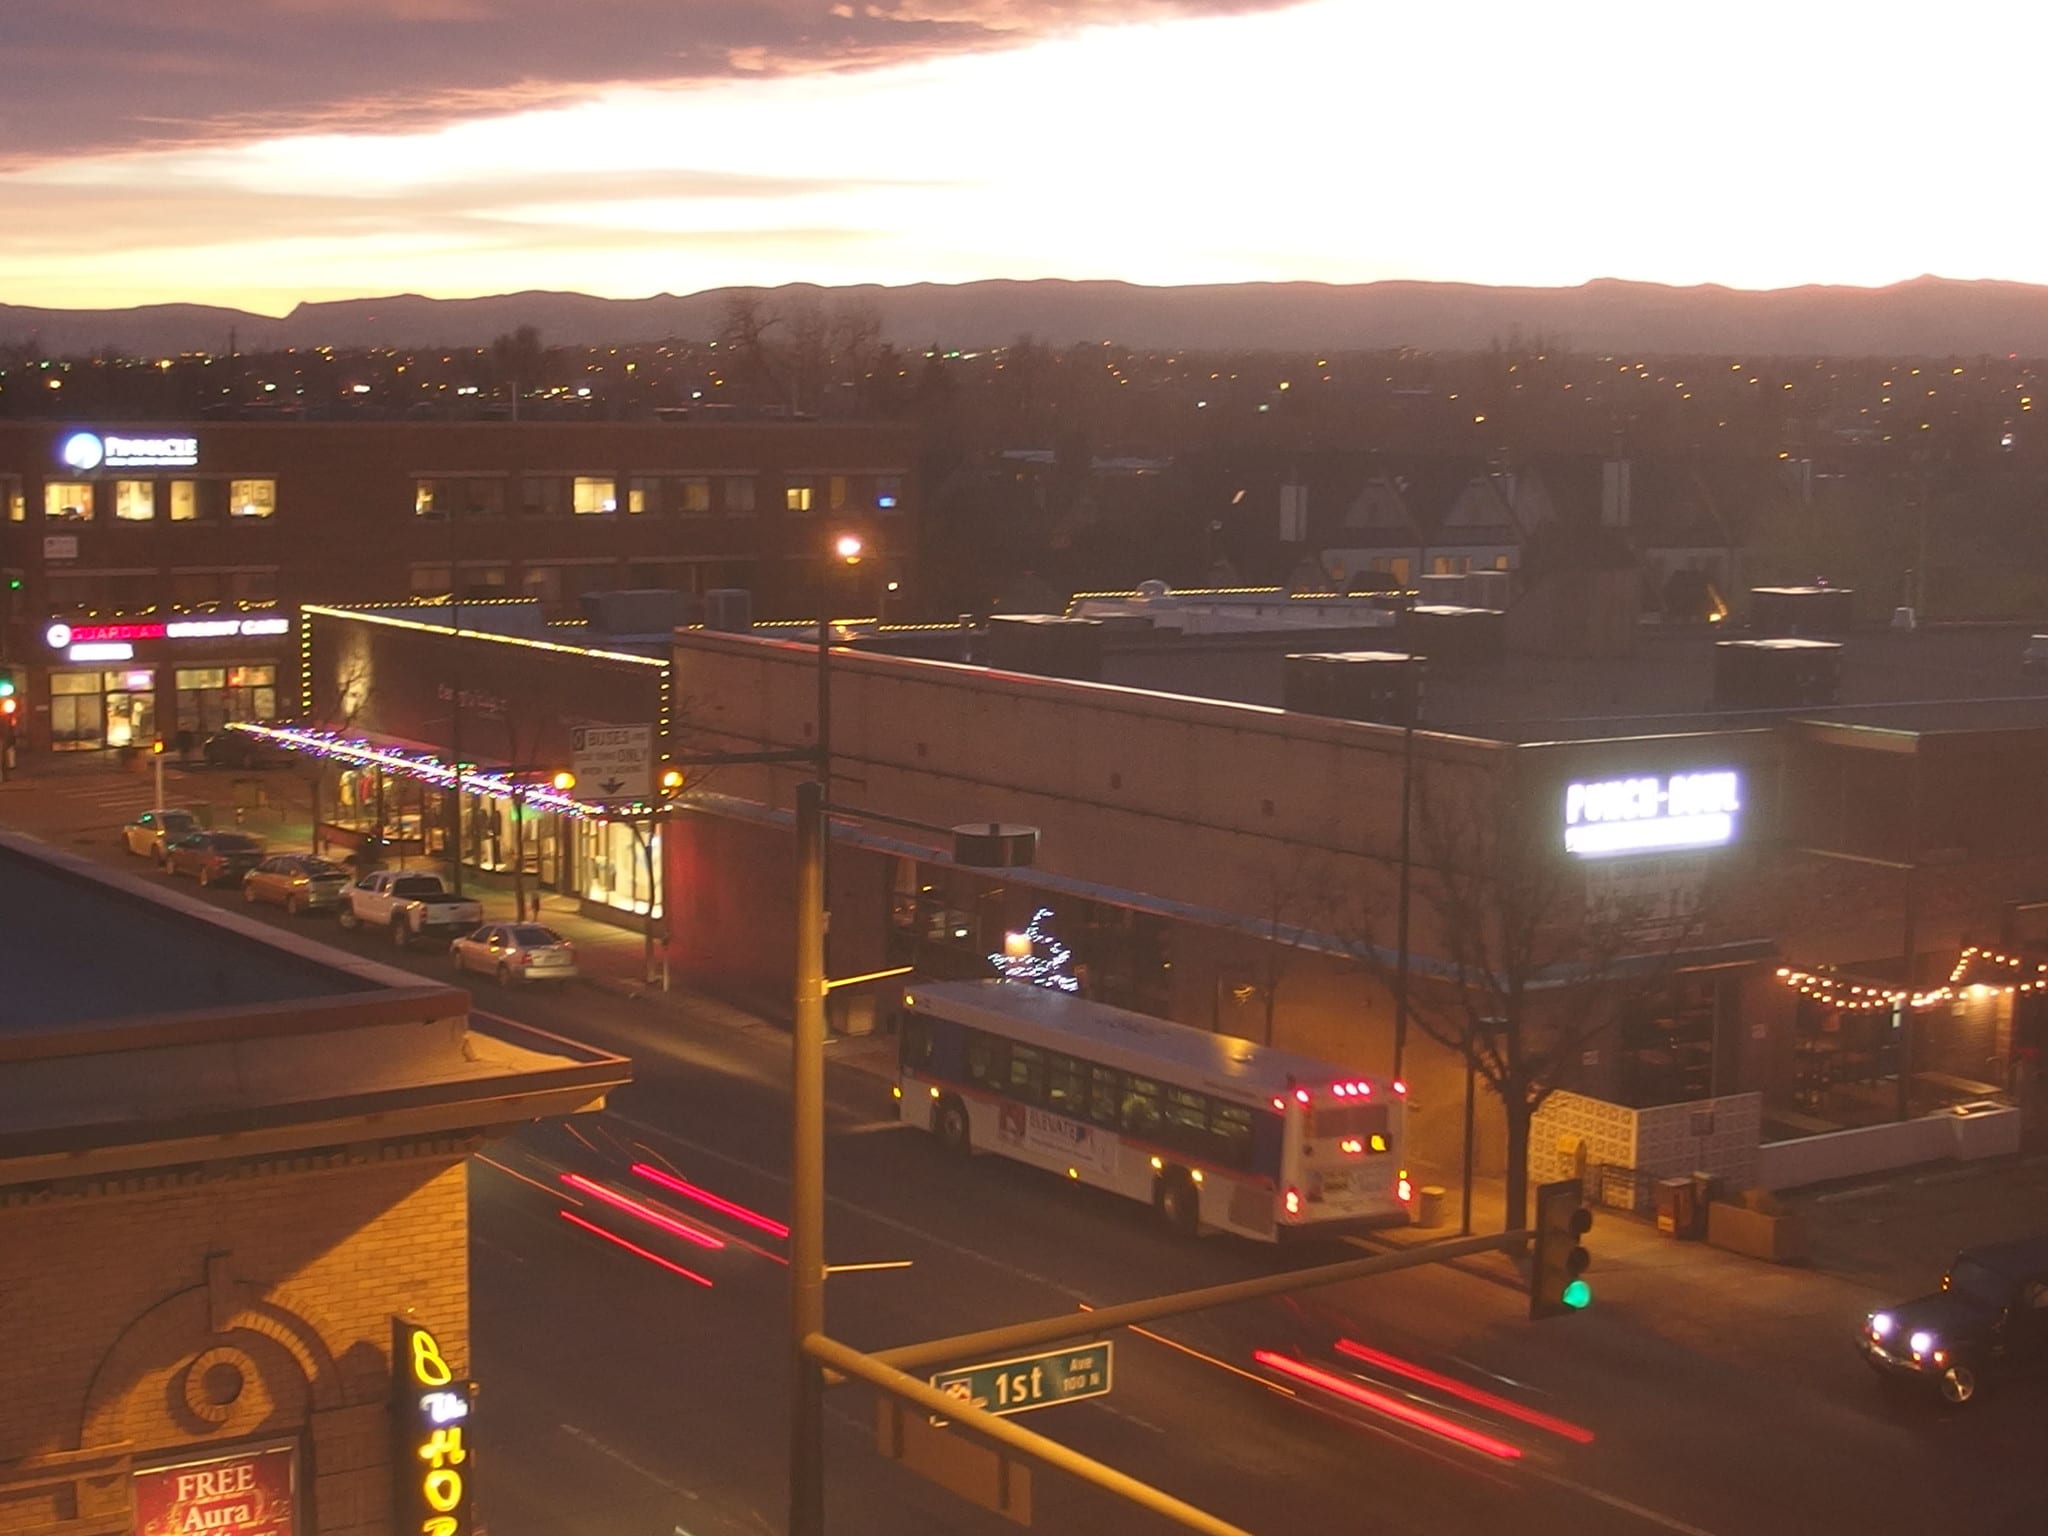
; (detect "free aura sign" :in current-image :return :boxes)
[1563,770,1741,858]
[131,1439,298,1535]
[56,428,199,470]
[392,1318,475,1536]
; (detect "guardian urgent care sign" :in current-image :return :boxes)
[131,1440,297,1536]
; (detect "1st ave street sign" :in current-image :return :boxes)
[929,1343,1112,1424]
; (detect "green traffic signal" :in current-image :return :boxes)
[1561,1277,1591,1309]
[0,678,13,698]
[1530,1177,1595,1319]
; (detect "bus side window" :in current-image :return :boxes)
[1212,1102,1254,1168]
[965,1029,1004,1090]
[1046,1052,1084,1116]
[1088,1065,1121,1128]
[1163,1087,1211,1158]
[899,1013,933,1072]
[1121,1075,1163,1137]
[1008,1043,1046,1104]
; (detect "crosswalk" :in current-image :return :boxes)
[0,765,211,835]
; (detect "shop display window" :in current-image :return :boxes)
[229,479,276,518]
[113,481,155,521]
[44,481,93,520]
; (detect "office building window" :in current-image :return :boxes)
[828,475,849,511]
[572,477,617,515]
[519,476,568,518]
[5,476,25,521]
[679,477,710,514]
[455,563,509,598]
[723,477,757,514]
[45,482,94,520]
[876,475,902,511]
[46,574,102,611]
[113,481,156,521]
[415,476,504,519]
[229,479,276,519]
[785,481,814,513]
[231,571,278,602]
[520,565,562,603]
[168,481,198,521]
[172,572,223,604]
[410,563,452,595]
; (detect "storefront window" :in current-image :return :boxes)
[229,479,275,518]
[114,481,155,521]
[50,670,102,751]
[168,481,198,521]
[45,481,93,521]
[175,664,276,735]
[579,818,661,917]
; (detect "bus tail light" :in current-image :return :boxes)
[1393,1080,1408,1095]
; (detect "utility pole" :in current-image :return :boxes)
[789,778,827,1536]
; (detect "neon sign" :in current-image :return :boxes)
[45,616,290,649]
[57,429,199,470]
[392,1318,475,1536]
[1564,770,1741,858]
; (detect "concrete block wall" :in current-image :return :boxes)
[0,1146,470,1536]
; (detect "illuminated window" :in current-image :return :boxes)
[168,481,197,521]
[785,482,814,513]
[113,481,155,521]
[723,476,756,514]
[572,477,617,515]
[3,476,22,521]
[416,476,502,519]
[45,481,93,520]
[626,475,710,515]
[229,479,275,518]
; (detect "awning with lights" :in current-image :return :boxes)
[1775,945,2048,1012]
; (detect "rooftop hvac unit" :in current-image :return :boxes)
[1416,572,1469,606]
[1282,651,1423,726]
[1464,568,1511,611]
[1747,585,1854,637]
[578,588,692,636]
[982,614,1105,681]
[1398,604,1506,666]
[1712,638,1842,710]
[702,588,754,634]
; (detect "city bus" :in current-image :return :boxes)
[895,979,1410,1241]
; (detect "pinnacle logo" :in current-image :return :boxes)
[58,431,104,472]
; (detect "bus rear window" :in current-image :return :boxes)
[1308,1101,1389,1145]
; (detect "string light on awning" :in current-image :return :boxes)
[1775,945,2048,1012]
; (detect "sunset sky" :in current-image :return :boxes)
[1,1,2036,315]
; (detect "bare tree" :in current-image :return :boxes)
[1233,852,1336,1046]
[1346,757,1710,1231]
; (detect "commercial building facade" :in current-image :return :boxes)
[0,419,915,756]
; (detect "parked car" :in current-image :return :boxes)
[121,808,198,862]
[242,853,352,915]
[339,869,485,949]
[451,922,579,986]
[203,730,292,769]
[163,830,267,887]
[1859,1235,2048,1404]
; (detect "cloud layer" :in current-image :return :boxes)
[0,1,1304,165]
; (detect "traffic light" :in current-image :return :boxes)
[1530,1177,1593,1319]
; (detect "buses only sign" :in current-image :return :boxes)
[570,724,653,802]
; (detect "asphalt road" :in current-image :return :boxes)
[10,762,2048,1536]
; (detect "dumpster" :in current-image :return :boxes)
[1655,1177,1698,1238]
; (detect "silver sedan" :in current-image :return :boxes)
[450,922,579,986]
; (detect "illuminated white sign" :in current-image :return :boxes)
[56,429,199,470]
[1564,770,1741,858]
[46,616,290,649]
[68,641,134,662]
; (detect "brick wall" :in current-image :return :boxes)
[0,1142,471,1536]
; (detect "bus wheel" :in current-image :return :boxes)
[935,1096,971,1155]
[1157,1170,1200,1237]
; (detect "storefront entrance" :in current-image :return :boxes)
[50,667,155,752]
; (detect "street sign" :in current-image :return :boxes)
[569,724,653,802]
[929,1343,1112,1424]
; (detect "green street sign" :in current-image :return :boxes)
[930,1343,1113,1423]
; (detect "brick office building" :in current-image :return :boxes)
[0,419,915,755]
[0,833,630,1534]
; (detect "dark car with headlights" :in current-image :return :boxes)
[1860,1235,2048,1404]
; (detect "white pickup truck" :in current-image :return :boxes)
[338,870,484,949]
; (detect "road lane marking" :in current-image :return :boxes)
[1532,1468,1724,1536]
[611,1111,1086,1294]
[559,1422,701,1499]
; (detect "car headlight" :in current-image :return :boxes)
[1908,1330,1935,1356]
[1868,1312,1894,1338]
